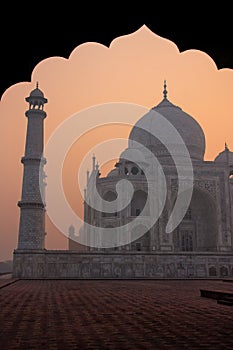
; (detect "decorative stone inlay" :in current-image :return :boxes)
[13,251,233,279]
[171,179,216,198]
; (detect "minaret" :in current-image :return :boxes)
[17,83,48,250]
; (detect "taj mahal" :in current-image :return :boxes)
[13,82,233,279]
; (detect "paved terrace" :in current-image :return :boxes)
[1,278,233,349]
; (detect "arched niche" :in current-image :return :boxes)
[131,190,149,216]
[173,187,218,252]
[102,191,118,217]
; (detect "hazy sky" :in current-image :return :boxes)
[0,25,233,261]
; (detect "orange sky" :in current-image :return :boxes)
[0,25,233,261]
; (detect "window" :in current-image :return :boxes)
[136,243,141,251]
[131,166,139,175]
[209,266,217,277]
[135,208,141,216]
[220,266,228,277]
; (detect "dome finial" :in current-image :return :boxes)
[36,81,39,89]
[163,80,167,99]
[225,141,229,151]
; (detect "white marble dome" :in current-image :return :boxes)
[129,95,206,161]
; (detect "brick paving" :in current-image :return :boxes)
[0,276,18,289]
[1,279,233,349]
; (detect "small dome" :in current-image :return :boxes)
[120,147,148,164]
[29,82,45,97]
[25,82,48,107]
[107,168,119,177]
[30,87,44,98]
[214,145,233,164]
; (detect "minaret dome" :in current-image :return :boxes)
[25,82,48,110]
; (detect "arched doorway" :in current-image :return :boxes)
[173,187,218,251]
[131,190,149,216]
[102,191,117,217]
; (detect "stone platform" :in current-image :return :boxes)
[13,250,233,279]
